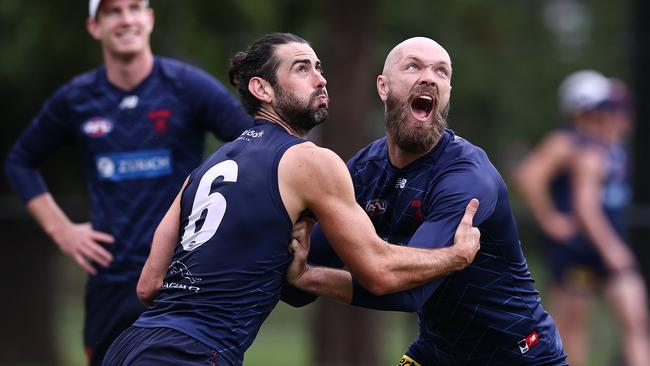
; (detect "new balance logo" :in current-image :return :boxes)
[395,178,407,189]
[119,95,139,109]
[518,331,540,354]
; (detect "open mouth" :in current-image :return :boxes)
[410,94,434,122]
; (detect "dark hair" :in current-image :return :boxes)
[228,33,309,115]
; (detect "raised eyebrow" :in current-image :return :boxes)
[291,59,312,69]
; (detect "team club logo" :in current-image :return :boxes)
[82,118,113,137]
[365,199,387,217]
[168,261,202,283]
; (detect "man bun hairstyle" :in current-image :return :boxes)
[228,33,308,115]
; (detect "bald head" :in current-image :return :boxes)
[382,37,451,76]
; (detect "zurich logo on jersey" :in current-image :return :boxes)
[82,118,113,138]
[365,199,387,217]
[95,149,172,181]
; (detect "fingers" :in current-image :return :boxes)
[460,199,479,227]
[83,241,114,268]
[90,230,115,244]
[73,252,97,275]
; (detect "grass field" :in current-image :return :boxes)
[51,246,620,366]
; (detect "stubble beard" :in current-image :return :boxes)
[384,91,449,154]
[274,86,329,136]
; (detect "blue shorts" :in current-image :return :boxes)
[544,235,608,290]
[84,278,146,365]
[102,326,227,365]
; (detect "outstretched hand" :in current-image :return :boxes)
[287,216,316,285]
[451,199,481,269]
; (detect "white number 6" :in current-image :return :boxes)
[181,160,238,251]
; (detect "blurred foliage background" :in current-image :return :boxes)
[0,0,643,365]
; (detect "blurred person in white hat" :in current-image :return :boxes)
[515,71,650,366]
[4,1,252,364]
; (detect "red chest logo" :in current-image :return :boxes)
[411,199,425,222]
[147,109,172,135]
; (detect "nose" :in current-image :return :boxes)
[314,71,327,88]
[418,68,436,86]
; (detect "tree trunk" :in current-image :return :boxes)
[314,1,383,365]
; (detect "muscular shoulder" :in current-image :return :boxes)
[282,142,352,197]
[285,142,349,179]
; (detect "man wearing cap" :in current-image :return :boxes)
[4,0,252,364]
[515,71,650,366]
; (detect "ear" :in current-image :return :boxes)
[377,75,389,102]
[86,17,101,40]
[248,77,274,105]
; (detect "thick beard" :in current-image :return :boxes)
[274,86,328,135]
[384,91,448,154]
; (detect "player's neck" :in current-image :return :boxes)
[103,48,154,92]
[255,107,306,138]
[386,136,436,169]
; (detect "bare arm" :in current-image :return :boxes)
[287,200,480,303]
[26,193,115,274]
[514,131,577,242]
[280,144,480,296]
[137,180,186,306]
[572,148,635,273]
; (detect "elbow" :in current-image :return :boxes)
[357,272,396,296]
[136,278,160,307]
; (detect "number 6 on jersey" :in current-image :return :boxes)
[181,160,238,251]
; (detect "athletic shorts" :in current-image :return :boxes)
[102,326,227,365]
[84,278,146,365]
[544,235,609,290]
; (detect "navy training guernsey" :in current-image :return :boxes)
[286,129,566,365]
[4,57,253,281]
[135,120,304,365]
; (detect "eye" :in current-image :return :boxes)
[406,63,418,71]
[316,64,325,75]
[436,67,450,77]
[296,65,307,73]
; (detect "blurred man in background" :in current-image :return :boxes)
[515,70,650,366]
[104,32,480,366]
[284,36,567,365]
[3,0,252,364]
